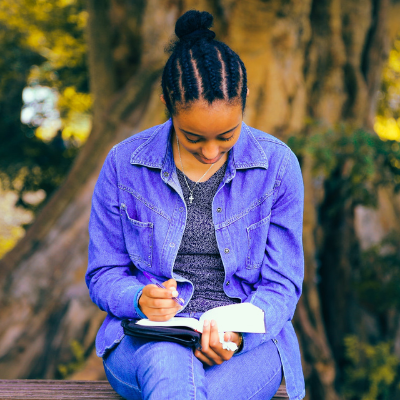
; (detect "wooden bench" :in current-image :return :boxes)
[0,380,289,399]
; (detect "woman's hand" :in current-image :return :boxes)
[138,278,183,321]
[194,319,241,366]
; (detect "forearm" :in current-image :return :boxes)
[87,266,145,319]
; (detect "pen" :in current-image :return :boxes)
[142,270,185,306]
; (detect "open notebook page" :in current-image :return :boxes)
[136,317,202,331]
[136,303,265,333]
[199,303,265,333]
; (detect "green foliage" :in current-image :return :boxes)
[343,335,400,400]
[57,340,85,379]
[0,0,89,211]
[289,124,400,399]
[353,231,400,313]
[289,122,400,312]
[287,122,400,209]
[375,34,400,141]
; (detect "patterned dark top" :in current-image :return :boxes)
[174,160,241,313]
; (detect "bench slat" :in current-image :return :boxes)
[0,380,123,399]
[0,380,288,399]
[273,385,290,398]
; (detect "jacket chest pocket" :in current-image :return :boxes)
[120,203,154,268]
[246,212,271,269]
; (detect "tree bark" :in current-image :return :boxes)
[0,0,396,398]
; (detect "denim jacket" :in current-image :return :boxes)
[86,119,306,400]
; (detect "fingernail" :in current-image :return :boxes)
[211,320,215,327]
[204,320,209,327]
[171,290,178,297]
[227,334,231,341]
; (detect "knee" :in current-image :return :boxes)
[139,341,193,376]
[137,342,203,387]
[137,342,207,399]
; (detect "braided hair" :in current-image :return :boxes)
[161,10,248,116]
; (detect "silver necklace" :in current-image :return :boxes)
[176,134,215,204]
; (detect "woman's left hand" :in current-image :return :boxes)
[194,319,241,366]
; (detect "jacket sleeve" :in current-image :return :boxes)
[85,147,146,320]
[235,149,304,356]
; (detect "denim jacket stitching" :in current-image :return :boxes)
[255,136,291,148]
[130,123,166,166]
[242,123,269,169]
[272,148,291,205]
[246,211,272,269]
[119,204,154,266]
[214,189,274,230]
[277,148,291,182]
[118,185,171,221]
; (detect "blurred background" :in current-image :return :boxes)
[0,0,400,399]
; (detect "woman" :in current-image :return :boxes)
[86,9,305,400]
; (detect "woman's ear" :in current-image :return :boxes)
[160,94,167,105]
[246,88,250,97]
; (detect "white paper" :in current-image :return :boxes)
[198,303,265,333]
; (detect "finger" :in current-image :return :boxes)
[224,331,238,344]
[145,284,179,299]
[222,332,239,360]
[194,348,214,366]
[200,320,210,351]
[146,305,181,315]
[146,311,180,322]
[208,320,226,359]
[201,320,224,364]
[209,320,221,349]
[146,297,182,309]
[162,278,178,291]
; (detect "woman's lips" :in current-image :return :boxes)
[198,154,222,164]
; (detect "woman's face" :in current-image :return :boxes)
[170,99,244,165]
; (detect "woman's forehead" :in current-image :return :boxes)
[174,100,242,137]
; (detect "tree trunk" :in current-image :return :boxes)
[0,0,395,398]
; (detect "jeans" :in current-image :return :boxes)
[103,313,283,400]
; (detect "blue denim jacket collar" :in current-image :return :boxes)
[130,119,269,184]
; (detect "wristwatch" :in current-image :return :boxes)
[234,333,244,354]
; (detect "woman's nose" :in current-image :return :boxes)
[201,143,219,160]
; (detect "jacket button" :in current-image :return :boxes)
[226,281,230,285]
[217,207,222,213]
[224,248,230,254]
[273,339,278,344]
[163,171,169,177]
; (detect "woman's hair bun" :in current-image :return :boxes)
[175,10,215,42]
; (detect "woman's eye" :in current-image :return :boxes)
[187,137,201,143]
[186,135,234,143]
[220,135,234,142]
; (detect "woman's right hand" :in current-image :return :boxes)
[138,278,184,321]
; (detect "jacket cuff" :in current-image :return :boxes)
[133,287,148,319]
[114,285,146,319]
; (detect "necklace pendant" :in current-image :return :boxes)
[189,194,194,204]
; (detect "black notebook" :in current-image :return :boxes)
[122,303,265,349]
